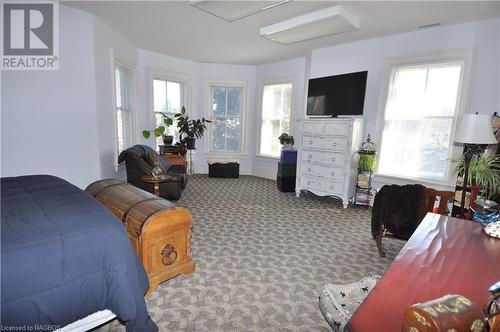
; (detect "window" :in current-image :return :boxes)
[152,77,187,146]
[209,84,244,153]
[114,63,134,154]
[259,83,293,157]
[378,61,465,182]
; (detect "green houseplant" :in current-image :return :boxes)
[175,106,211,150]
[358,153,377,173]
[455,154,500,199]
[142,112,174,145]
[278,133,294,149]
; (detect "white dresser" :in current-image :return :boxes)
[296,118,364,208]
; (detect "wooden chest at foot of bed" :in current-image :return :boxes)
[85,179,195,295]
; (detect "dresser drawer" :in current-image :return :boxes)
[300,176,342,195]
[324,123,350,137]
[303,122,324,135]
[302,136,348,151]
[301,163,344,181]
[301,150,346,166]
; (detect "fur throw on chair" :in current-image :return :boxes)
[371,184,424,240]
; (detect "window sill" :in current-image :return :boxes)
[373,173,455,191]
[255,154,279,161]
[204,151,248,158]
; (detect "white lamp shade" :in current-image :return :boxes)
[454,113,497,144]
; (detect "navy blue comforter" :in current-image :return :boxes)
[1,175,157,331]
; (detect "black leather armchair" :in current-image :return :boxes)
[118,145,187,200]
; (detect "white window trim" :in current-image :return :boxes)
[111,49,139,172]
[204,80,248,156]
[147,68,192,148]
[256,77,295,159]
[374,48,477,187]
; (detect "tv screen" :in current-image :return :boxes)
[306,71,367,117]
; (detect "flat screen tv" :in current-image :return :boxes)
[306,71,368,117]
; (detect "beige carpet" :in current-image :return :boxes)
[99,175,404,331]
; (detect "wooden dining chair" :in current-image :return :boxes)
[374,186,455,257]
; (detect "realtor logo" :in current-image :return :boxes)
[1,1,59,70]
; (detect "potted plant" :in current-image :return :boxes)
[358,153,377,173]
[278,133,295,149]
[175,106,211,150]
[142,112,174,145]
[455,154,500,199]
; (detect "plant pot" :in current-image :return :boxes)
[162,135,174,145]
[178,145,188,156]
[185,137,196,150]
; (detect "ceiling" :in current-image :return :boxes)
[65,1,500,65]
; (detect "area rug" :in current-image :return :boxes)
[99,175,404,331]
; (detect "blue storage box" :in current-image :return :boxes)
[280,149,297,165]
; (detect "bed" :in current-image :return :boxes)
[1,175,158,331]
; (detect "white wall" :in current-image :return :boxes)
[93,16,139,180]
[1,6,100,189]
[311,18,500,141]
[253,57,307,179]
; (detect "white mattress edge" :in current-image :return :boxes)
[56,310,116,332]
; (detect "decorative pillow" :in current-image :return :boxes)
[146,152,172,173]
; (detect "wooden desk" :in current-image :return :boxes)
[347,213,500,331]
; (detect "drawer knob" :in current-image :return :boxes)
[332,157,336,161]
[307,181,311,185]
[161,243,177,266]
[307,168,311,172]
[330,171,335,176]
[309,140,313,145]
[329,185,334,190]
[332,142,337,147]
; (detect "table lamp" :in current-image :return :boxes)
[454,113,497,217]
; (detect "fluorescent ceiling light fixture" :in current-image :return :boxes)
[260,5,360,44]
[191,1,290,22]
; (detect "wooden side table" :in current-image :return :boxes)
[160,154,187,170]
[141,175,173,197]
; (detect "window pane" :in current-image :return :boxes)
[227,88,241,117]
[379,118,453,180]
[259,83,292,156]
[115,64,133,154]
[153,79,166,113]
[225,117,240,152]
[117,109,124,153]
[424,66,461,117]
[153,78,187,143]
[115,67,122,108]
[210,86,242,153]
[212,87,227,116]
[378,62,463,181]
[385,67,427,119]
[166,82,181,114]
[212,118,227,151]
